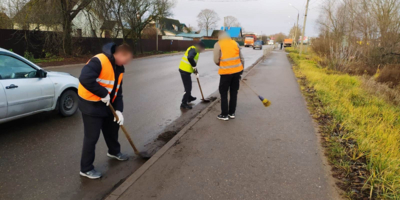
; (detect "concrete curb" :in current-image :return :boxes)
[104,46,273,200]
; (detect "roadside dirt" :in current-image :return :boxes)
[143,96,218,156]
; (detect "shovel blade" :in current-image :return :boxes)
[138,151,152,159]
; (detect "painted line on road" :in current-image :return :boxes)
[103,46,273,200]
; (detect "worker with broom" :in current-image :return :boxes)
[179,41,206,109]
[78,43,133,179]
[213,31,245,121]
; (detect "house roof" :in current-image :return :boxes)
[13,0,66,25]
[176,29,214,38]
[0,12,12,29]
[159,18,182,32]
[101,21,117,30]
[220,27,242,38]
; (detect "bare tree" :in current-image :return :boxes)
[224,15,240,27]
[270,32,287,43]
[122,0,174,54]
[59,0,94,55]
[289,25,301,45]
[197,9,219,36]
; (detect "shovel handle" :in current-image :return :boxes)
[109,104,140,155]
[196,76,206,100]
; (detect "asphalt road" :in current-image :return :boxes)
[0,46,267,200]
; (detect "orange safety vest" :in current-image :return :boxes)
[78,53,124,102]
[218,39,244,75]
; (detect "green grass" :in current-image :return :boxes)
[287,47,400,199]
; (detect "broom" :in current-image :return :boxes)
[241,80,271,107]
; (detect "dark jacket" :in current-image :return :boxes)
[187,47,197,67]
[78,43,125,117]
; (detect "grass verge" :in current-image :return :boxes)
[286,47,400,199]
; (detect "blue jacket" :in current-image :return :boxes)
[78,43,124,117]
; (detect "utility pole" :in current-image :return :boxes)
[295,13,299,47]
[299,0,310,56]
[156,20,158,51]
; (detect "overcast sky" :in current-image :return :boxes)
[171,0,323,37]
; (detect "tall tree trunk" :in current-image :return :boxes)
[62,19,72,55]
[139,33,143,54]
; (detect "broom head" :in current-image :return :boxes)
[258,95,271,107]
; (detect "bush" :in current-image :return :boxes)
[24,51,35,62]
[376,65,400,87]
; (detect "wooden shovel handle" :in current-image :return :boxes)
[109,104,140,155]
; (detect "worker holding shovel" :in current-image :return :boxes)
[179,41,206,109]
[78,43,133,179]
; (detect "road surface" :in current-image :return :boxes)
[0,46,266,200]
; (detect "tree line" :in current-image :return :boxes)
[312,0,400,86]
[1,0,175,55]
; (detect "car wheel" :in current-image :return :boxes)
[58,90,79,117]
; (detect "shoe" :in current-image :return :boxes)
[80,169,102,179]
[107,152,128,161]
[188,96,197,103]
[181,103,193,109]
[217,114,229,121]
[228,114,235,119]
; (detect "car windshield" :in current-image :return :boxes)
[255,41,262,45]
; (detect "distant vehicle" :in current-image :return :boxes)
[253,41,263,50]
[268,40,274,45]
[284,39,293,47]
[244,34,257,47]
[0,48,79,124]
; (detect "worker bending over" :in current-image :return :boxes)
[213,31,244,121]
[78,43,133,179]
[179,42,206,109]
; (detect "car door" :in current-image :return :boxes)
[0,82,6,119]
[0,54,55,118]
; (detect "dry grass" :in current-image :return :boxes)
[361,76,400,107]
[287,47,400,199]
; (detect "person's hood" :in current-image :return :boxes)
[218,32,231,41]
[102,42,116,64]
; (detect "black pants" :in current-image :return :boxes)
[219,72,241,116]
[80,113,121,172]
[180,69,192,104]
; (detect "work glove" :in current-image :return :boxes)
[101,94,110,106]
[114,110,124,125]
[193,67,198,74]
[196,73,200,78]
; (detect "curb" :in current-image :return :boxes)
[104,46,273,200]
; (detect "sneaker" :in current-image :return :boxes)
[228,114,235,119]
[107,152,128,161]
[181,103,193,109]
[188,96,197,103]
[217,114,229,121]
[80,169,102,179]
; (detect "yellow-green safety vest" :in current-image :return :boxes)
[179,46,199,73]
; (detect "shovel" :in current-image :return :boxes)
[195,74,210,103]
[108,104,151,159]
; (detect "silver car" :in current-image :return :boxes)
[0,48,79,124]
